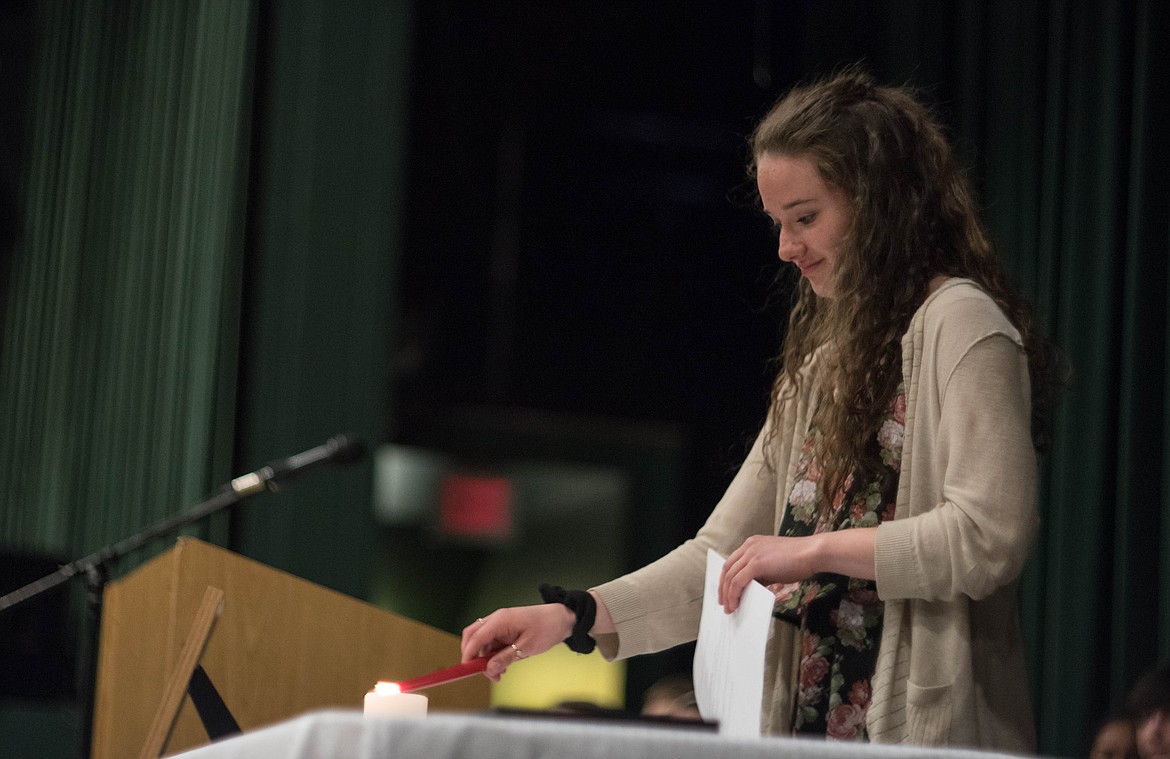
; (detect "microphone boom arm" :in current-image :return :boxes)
[0,433,364,612]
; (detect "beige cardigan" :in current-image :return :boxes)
[592,279,1038,752]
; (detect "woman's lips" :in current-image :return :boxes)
[798,259,823,277]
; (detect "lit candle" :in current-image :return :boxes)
[363,681,428,717]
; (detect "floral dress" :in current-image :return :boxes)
[771,385,905,740]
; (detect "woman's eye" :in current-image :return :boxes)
[797,213,816,225]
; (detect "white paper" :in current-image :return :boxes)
[693,548,773,738]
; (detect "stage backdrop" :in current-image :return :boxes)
[0,0,251,575]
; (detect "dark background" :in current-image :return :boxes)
[393,0,974,539]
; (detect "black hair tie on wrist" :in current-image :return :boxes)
[538,583,597,654]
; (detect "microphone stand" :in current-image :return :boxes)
[0,433,362,759]
[0,487,242,759]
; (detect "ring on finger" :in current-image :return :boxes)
[477,617,485,625]
[510,643,525,660]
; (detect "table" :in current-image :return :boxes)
[168,710,1035,759]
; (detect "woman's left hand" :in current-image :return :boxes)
[718,535,815,614]
[718,528,878,613]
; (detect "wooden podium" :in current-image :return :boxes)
[90,537,490,758]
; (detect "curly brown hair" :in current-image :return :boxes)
[751,67,1060,505]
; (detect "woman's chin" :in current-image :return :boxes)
[808,279,836,298]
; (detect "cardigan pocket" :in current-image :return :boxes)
[905,680,953,746]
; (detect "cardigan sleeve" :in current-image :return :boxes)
[875,324,1039,602]
[591,418,780,660]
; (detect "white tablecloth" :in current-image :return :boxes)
[168,710,1034,759]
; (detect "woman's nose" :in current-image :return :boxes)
[777,228,801,262]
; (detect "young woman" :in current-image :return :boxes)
[461,69,1059,751]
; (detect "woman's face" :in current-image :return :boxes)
[756,153,851,298]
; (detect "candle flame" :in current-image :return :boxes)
[373,681,402,695]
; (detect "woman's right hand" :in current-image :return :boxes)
[461,603,576,681]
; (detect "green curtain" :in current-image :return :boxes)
[956,1,1170,755]
[230,0,410,600]
[0,0,254,563]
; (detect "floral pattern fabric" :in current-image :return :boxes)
[772,385,905,741]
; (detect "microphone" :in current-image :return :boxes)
[229,434,366,496]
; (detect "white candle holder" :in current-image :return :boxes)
[363,681,428,717]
